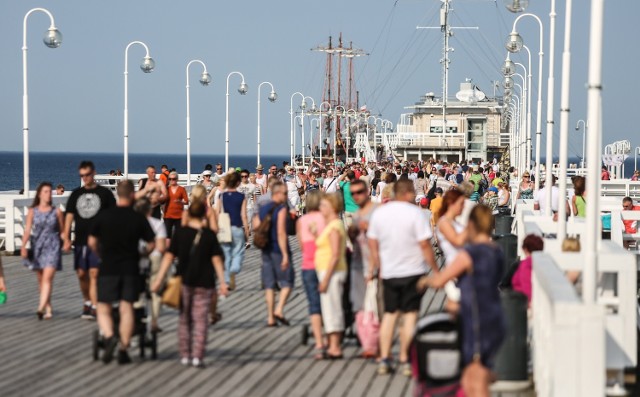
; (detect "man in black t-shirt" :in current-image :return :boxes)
[63,161,116,320]
[89,180,155,365]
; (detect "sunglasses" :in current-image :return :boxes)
[216,168,222,170]
[241,175,249,178]
[350,189,367,195]
[79,172,92,177]
[169,177,177,181]
[204,175,211,178]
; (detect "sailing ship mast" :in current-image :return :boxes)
[312,33,367,160]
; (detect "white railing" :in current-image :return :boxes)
[519,205,637,395]
[0,194,70,252]
[396,132,466,148]
[93,173,198,190]
[532,252,606,397]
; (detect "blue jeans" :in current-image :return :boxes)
[302,269,321,315]
[221,226,246,283]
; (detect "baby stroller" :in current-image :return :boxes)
[92,269,158,361]
[410,312,461,397]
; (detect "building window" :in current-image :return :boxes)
[430,126,458,134]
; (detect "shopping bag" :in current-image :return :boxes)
[161,276,182,309]
[356,280,380,355]
[217,212,232,243]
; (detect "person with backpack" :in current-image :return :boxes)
[252,181,294,327]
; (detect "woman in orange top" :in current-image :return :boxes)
[164,171,189,241]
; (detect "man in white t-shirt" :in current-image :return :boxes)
[322,168,339,193]
[367,179,437,376]
[534,174,562,215]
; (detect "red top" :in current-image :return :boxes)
[164,185,188,219]
[511,256,532,304]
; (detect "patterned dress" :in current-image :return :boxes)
[23,208,62,271]
[519,186,534,200]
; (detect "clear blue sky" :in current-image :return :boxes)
[0,0,637,159]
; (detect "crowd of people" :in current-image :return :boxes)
[9,155,576,395]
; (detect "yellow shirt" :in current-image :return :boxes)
[314,219,347,272]
[430,196,443,224]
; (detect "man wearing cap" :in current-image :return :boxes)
[482,186,500,211]
[255,164,267,192]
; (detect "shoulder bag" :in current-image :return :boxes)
[162,228,203,309]
[217,193,232,243]
[253,204,278,249]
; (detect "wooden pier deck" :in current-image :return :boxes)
[0,242,445,397]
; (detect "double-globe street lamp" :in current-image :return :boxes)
[124,41,155,179]
[257,82,277,165]
[185,60,212,186]
[225,72,248,170]
[22,8,63,196]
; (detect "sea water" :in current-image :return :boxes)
[0,152,289,191]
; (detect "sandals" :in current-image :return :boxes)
[313,347,326,360]
[274,315,290,326]
[210,313,222,325]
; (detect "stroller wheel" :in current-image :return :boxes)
[92,329,100,361]
[150,332,158,360]
[301,324,309,346]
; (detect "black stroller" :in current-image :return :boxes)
[92,269,158,361]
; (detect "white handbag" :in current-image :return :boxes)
[217,194,232,243]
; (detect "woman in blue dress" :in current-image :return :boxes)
[21,182,64,320]
[419,204,506,395]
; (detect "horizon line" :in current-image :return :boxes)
[0,150,289,157]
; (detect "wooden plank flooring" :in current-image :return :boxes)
[0,240,444,397]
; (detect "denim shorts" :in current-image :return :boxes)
[302,269,321,315]
[74,245,100,271]
[261,250,295,290]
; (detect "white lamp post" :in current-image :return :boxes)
[506,13,545,194]
[225,71,248,170]
[512,75,527,178]
[583,0,604,309]
[301,96,316,166]
[520,45,534,170]
[185,60,211,186]
[124,41,155,179]
[22,8,62,197]
[576,119,587,169]
[289,92,305,165]
[333,106,346,164]
[317,101,332,161]
[257,82,277,165]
